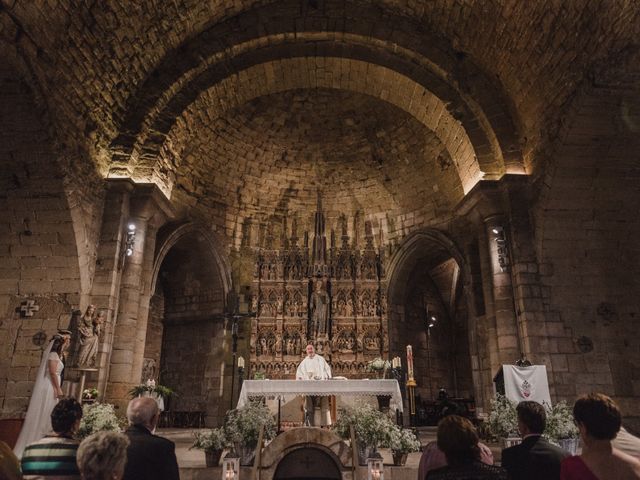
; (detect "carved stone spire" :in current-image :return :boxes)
[312,190,327,268]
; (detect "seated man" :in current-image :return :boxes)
[21,398,83,479]
[501,400,569,480]
[296,343,332,427]
[122,397,179,480]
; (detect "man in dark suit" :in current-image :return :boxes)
[122,397,180,480]
[501,400,569,480]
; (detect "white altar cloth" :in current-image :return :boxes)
[237,379,404,412]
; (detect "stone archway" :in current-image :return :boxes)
[259,428,352,480]
[274,447,342,480]
[386,229,475,420]
[145,223,230,426]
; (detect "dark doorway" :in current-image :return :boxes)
[274,447,341,480]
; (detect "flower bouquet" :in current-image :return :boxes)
[77,402,123,439]
[191,427,230,467]
[82,387,99,402]
[332,402,396,464]
[387,426,421,465]
[545,401,580,454]
[487,394,519,444]
[224,400,276,465]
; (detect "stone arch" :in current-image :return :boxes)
[386,229,474,404]
[387,229,468,306]
[260,428,351,480]
[147,222,232,425]
[109,1,523,192]
[151,222,231,298]
[274,447,341,480]
[125,55,481,196]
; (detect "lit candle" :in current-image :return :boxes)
[238,356,245,369]
[406,345,414,381]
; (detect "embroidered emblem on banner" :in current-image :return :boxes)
[520,379,531,398]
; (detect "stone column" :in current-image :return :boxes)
[106,212,151,405]
[92,180,134,398]
[483,215,521,365]
[105,185,174,410]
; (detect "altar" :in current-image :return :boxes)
[237,379,403,429]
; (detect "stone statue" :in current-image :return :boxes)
[309,279,329,338]
[76,305,104,367]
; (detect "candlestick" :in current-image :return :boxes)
[238,356,245,369]
[406,345,414,382]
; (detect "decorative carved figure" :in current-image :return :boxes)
[76,305,104,367]
[309,279,329,338]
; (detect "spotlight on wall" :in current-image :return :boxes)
[125,222,136,257]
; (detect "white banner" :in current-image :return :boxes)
[502,365,551,406]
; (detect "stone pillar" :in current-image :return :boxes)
[92,180,134,398]
[106,212,151,404]
[483,215,521,365]
[104,184,174,410]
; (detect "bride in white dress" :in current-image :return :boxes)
[13,332,70,458]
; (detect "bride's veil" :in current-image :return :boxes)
[13,338,56,457]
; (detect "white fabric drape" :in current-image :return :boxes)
[502,365,551,406]
[13,340,61,458]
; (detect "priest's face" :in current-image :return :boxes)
[306,344,315,357]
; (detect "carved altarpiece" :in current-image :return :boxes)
[250,197,388,379]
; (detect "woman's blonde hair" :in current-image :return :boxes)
[77,431,129,480]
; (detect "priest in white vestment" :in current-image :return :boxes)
[296,343,332,426]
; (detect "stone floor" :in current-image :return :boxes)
[162,426,503,479]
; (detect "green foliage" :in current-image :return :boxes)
[224,400,276,448]
[128,384,176,398]
[77,402,122,439]
[487,394,518,438]
[82,388,99,400]
[332,402,396,448]
[191,427,229,451]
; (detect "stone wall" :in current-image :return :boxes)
[533,81,640,418]
[0,64,85,417]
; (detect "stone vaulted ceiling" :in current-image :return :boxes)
[1,0,639,234]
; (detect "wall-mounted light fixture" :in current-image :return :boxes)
[492,226,510,272]
[125,223,136,257]
[426,305,437,329]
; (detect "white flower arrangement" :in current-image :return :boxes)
[332,402,396,448]
[224,400,276,448]
[487,394,519,439]
[545,401,579,441]
[387,426,421,454]
[192,427,230,451]
[77,402,122,439]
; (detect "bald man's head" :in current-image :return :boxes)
[126,397,159,430]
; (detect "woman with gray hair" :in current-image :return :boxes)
[77,431,129,480]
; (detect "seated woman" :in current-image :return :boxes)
[561,393,640,480]
[77,431,130,480]
[426,415,507,479]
